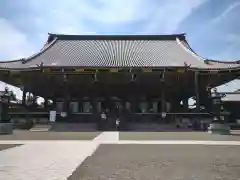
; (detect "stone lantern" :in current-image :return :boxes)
[0,87,13,134]
[207,88,230,135]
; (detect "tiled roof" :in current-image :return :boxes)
[222,89,240,102]
[1,33,240,70]
[0,59,24,69]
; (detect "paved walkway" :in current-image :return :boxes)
[1,131,240,180]
[1,139,240,145]
[93,131,119,142]
[0,141,99,180]
[0,132,119,180]
[103,140,240,145]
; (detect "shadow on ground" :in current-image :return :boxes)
[0,130,101,140]
[119,131,240,141]
[0,144,22,151]
[68,144,240,180]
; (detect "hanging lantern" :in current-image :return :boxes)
[161,112,166,118]
[131,74,136,82]
[63,74,67,82]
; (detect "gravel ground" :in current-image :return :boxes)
[68,144,240,180]
[0,144,22,151]
[0,130,100,140]
[120,132,240,141]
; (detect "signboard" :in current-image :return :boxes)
[49,111,56,122]
[161,112,166,118]
[60,112,67,117]
[177,68,185,73]
[142,68,152,72]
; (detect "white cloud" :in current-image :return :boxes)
[0,0,210,60]
[140,0,208,33]
[87,0,151,24]
[226,34,240,43]
[27,0,154,34]
[211,33,240,61]
[0,18,36,60]
[212,1,240,24]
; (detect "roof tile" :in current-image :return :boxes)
[0,34,239,70]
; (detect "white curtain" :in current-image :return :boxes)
[126,102,131,111]
[152,102,158,113]
[56,102,63,112]
[96,102,101,112]
[139,101,148,113]
[83,102,91,113]
[166,102,171,112]
[70,102,78,113]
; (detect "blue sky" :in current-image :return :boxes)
[0,0,240,98]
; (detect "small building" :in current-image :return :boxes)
[0,33,239,130]
[222,89,240,124]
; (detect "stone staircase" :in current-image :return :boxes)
[126,123,193,132]
[30,124,52,132]
[49,123,97,132]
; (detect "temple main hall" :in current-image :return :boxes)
[0,33,239,130]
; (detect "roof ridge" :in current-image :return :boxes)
[206,59,240,64]
[21,36,58,65]
[48,33,186,41]
[176,37,205,62]
[178,38,240,65]
[0,59,24,64]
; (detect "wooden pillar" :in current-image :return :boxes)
[52,98,56,110]
[129,97,137,122]
[44,98,48,108]
[22,87,26,106]
[91,97,99,126]
[78,98,82,113]
[63,96,70,113]
[161,72,166,114]
[62,74,70,115]
[182,97,188,111]
[51,89,57,111]
[30,94,37,108]
[195,71,200,112]
[161,91,166,113]
[91,98,97,113]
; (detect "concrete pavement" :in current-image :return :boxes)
[1,131,240,180]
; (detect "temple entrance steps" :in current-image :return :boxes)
[30,124,53,132]
[49,123,97,132]
[126,123,193,132]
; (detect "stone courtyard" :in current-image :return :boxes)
[0,131,240,180]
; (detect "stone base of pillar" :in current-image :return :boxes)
[208,123,230,135]
[0,123,13,135]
